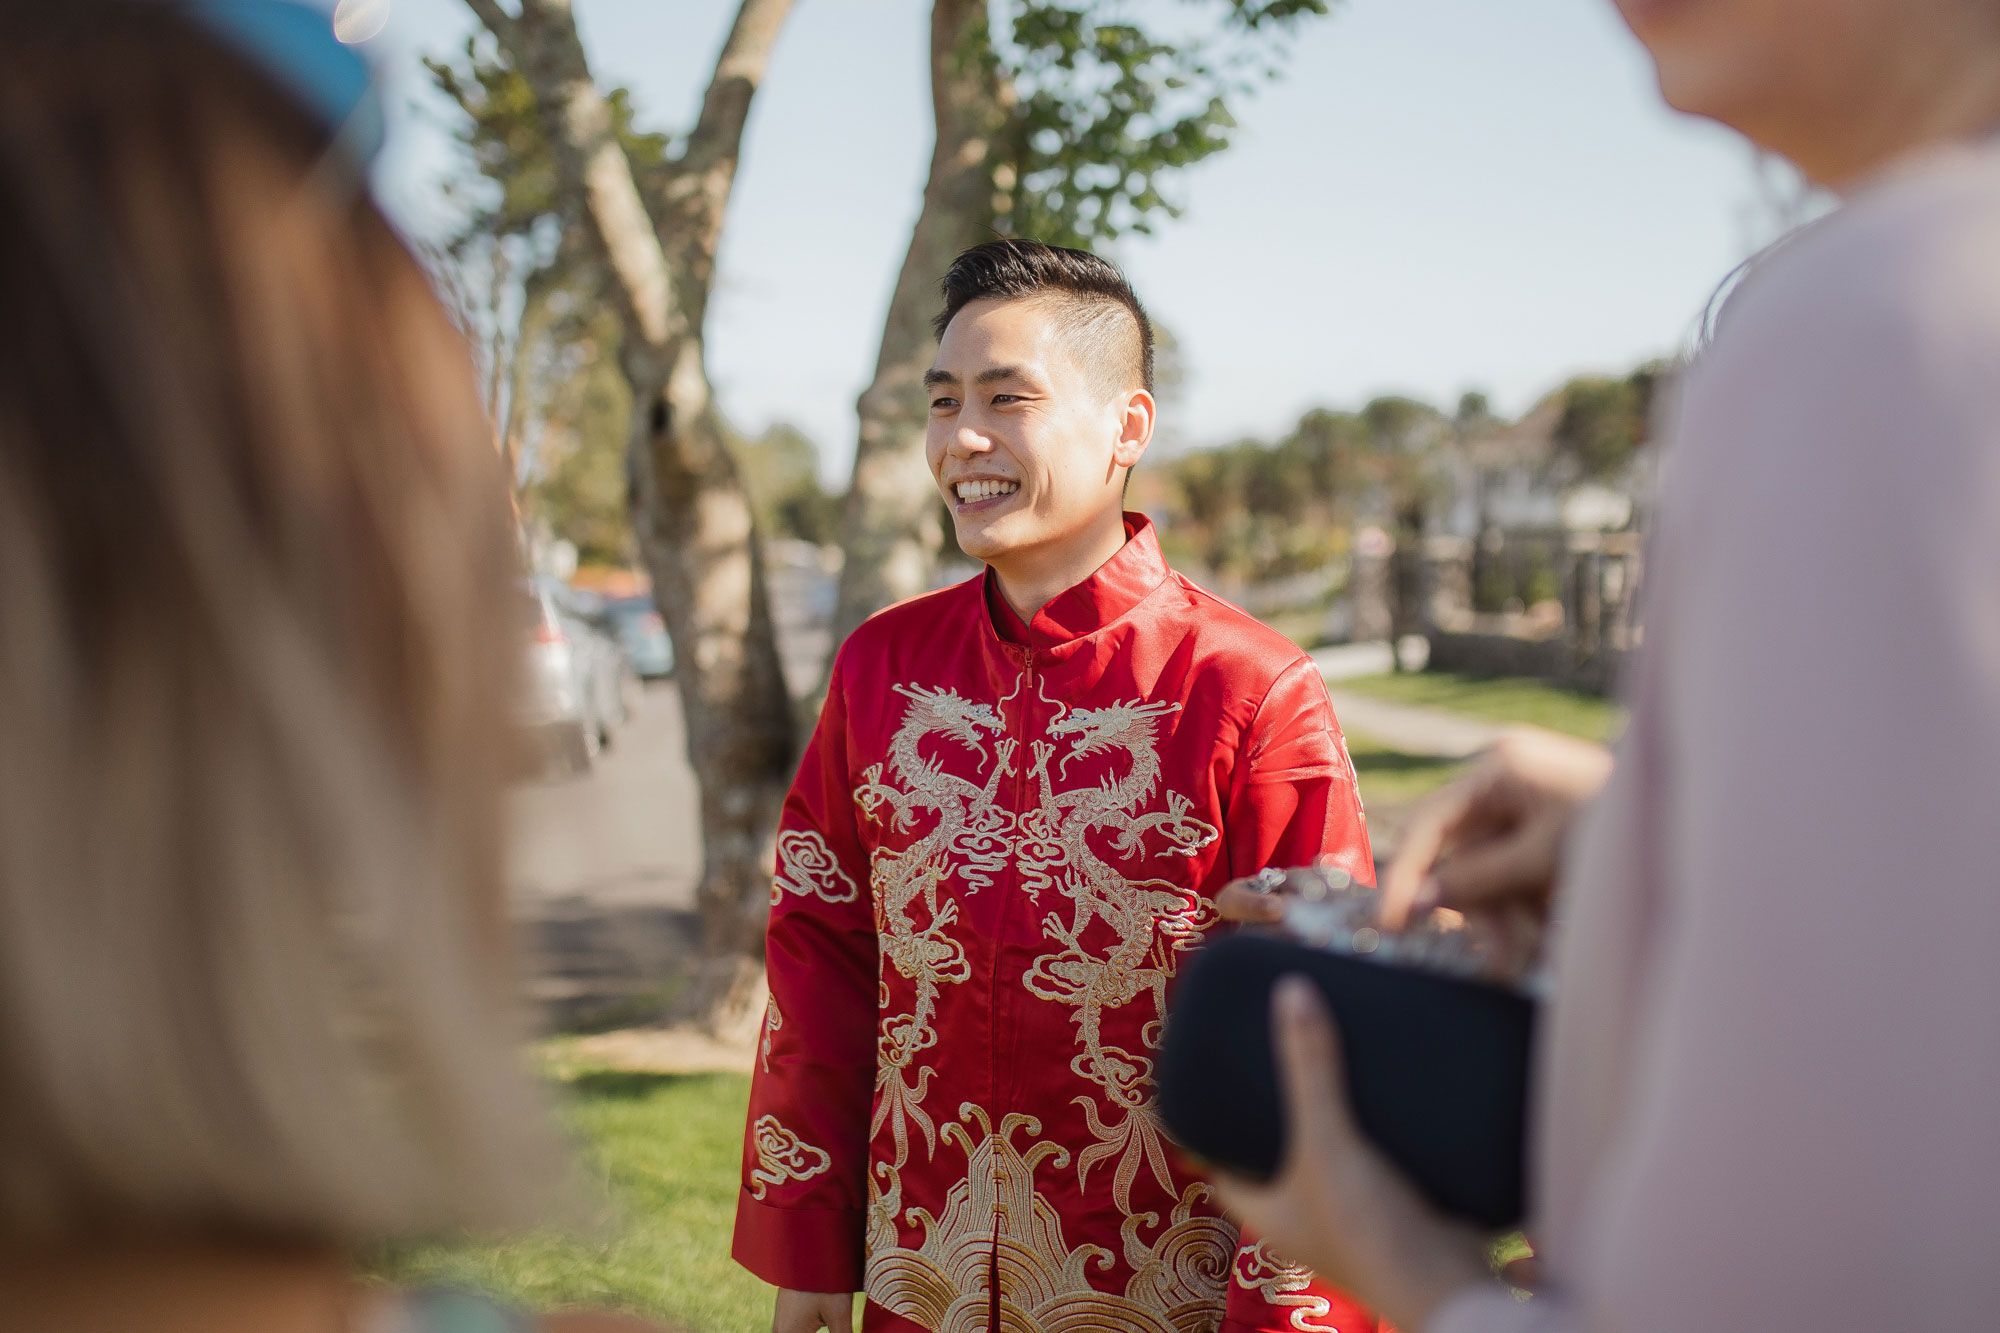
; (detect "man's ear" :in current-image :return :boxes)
[1113,388,1156,469]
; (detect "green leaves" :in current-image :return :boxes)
[1552,365,1659,480]
[1166,393,1445,582]
[429,1,1339,272]
[426,40,565,246]
[989,0,1334,247]
[426,35,671,250]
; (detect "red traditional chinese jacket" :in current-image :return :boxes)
[733,516,1379,1333]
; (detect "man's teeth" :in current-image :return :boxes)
[955,479,1020,502]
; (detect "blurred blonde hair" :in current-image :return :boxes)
[0,4,564,1244]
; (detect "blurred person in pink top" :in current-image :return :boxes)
[1211,0,2000,1328]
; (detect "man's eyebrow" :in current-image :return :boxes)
[923,366,1032,390]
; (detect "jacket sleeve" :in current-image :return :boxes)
[1224,655,1374,887]
[1218,658,1382,1332]
[730,647,878,1293]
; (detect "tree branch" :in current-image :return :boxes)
[502,0,679,366]
[823,0,1000,658]
[460,0,520,56]
[662,0,796,278]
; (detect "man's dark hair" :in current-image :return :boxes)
[933,239,1155,395]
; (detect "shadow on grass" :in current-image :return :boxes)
[1345,734,1467,814]
[563,1069,732,1101]
[520,901,702,1034]
[1350,749,1460,776]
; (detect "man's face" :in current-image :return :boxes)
[925,296,1151,567]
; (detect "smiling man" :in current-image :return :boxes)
[733,240,1378,1333]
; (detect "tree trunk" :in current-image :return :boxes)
[1387,501,1428,672]
[825,0,1005,665]
[481,0,798,1026]
[627,355,792,960]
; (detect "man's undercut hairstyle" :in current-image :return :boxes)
[934,239,1155,397]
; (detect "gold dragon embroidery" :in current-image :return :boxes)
[852,684,1016,1172]
[749,1114,831,1200]
[852,677,1243,1329]
[1018,694,1220,1216]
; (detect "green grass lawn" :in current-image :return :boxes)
[373,1069,773,1333]
[1336,671,1625,743]
[1345,731,1466,810]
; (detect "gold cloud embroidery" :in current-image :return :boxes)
[772,828,859,905]
[1235,1241,1344,1332]
[749,1114,831,1201]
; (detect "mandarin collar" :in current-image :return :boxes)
[982,513,1172,651]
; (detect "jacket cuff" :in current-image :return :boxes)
[731,1191,866,1292]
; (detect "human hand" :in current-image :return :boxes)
[1210,978,1492,1330]
[772,1289,854,1333]
[1214,867,1297,926]
[1214,864,1364,927]
[1379,728,1612,932]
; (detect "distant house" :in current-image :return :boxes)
[1413,371,1673,693]
[1435,393,1658,545]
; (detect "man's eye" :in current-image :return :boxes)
[992,394,1020,405]
[931,397,958,410]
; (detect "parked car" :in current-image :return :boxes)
[603,593,675,680]
[519,578,634,776]
[554,581,646,718]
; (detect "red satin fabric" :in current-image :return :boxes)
[733,516,1379,1331]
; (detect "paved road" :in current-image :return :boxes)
[509,682,700,911]
[507,683,704,1030]
[508,553,835,1032]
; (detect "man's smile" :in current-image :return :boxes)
[950,477,1021,509]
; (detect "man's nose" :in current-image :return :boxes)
[947,425,994,458]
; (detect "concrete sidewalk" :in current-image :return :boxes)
[1323,688,1504,760]
[1311,640,1397,680]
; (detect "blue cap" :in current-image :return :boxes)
[186,0,384,166]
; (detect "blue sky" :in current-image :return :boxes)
[366,0,1777,479]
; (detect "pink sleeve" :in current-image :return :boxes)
[1530,163,2000,1328]
[1427,1287,1573,1333]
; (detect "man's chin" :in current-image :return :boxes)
[954,535,1007,563]
[950,519,1020,565]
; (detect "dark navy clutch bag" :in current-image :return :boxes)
[1157,928,1537,1230]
